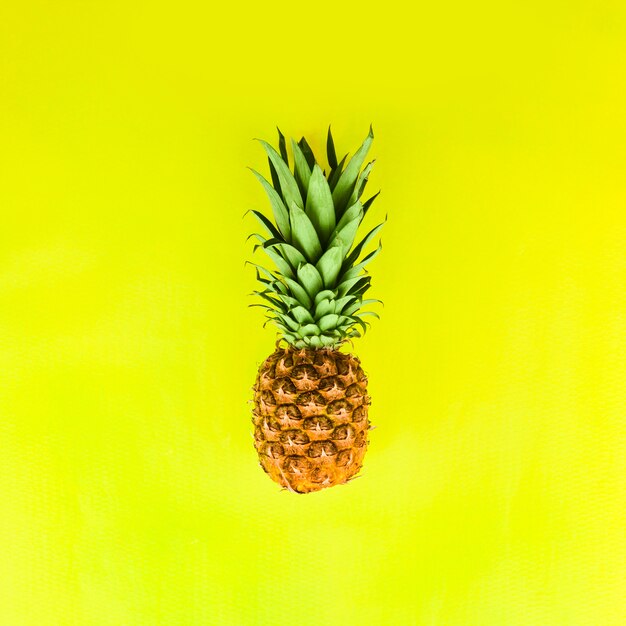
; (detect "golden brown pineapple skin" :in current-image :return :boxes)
[252,347,371,493]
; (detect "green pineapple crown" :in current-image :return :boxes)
[248,125,384,350]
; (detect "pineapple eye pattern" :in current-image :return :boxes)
[253,348,370,493]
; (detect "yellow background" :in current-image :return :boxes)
[1,1,625,624]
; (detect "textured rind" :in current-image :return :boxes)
[252,347,371,493]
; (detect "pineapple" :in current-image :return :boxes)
[249,126,384,493]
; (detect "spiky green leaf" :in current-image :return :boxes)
[314,289,336,306]
[333,295,357,314]
[245,261,278,282]
[362,190,381,216]
[344,220,385,268]
[274,243,306,271]
[289,202,323,262]
[252,290,286,311]
[332,200,363,235]
[298,324,321,337]
[247,209,284,241]
[318,313,339,331]
[358,311,380,320]
[278,293,300,309]
[314,298,335,319]
[332,125,374,216]
[309,335,323,348]
[291,138,312,198]
[340,242,382,282]
[297,263,323,299]
[258,140,303,210]
[268,158,281,196]
[291,306,315,324]
[337,275,369,298]
[298,137,316,170]
[329,203,363,256]
[348,160,375,206]
[349,276,372,297]
[276,312,299,331]
[320,334,336,346]
[277,127,288,165]
[249,169,291,240]
[251,233,293,278]
[315,242,343,288]
[326,126,338,169]
[305,165,336,243]
[283,276,312,308]
[328,153,347,191]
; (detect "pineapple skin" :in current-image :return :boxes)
[253,346,371,493]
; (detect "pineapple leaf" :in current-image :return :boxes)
[278,293,300,309]
[326,126,338,169]
[279,243,307,271]
[337,276,363,298]
[291,138,312,198]
[337,275,370,298]
[362,190,381,216]
[318,313,339,331]
[314,289,336,306]
[296,263,323,299]
[340,242,382,282]
[314,298,335,319]
[348,160,375,206]
[263,316,280,330]
[246,209,284,242]
[361,298,384,307]
[320,334,336,347]
[277,127,289,165]
[328,203,363,256]
[350,276,372,297]
[249,169,291,241]
[315,241,343,288]
[344,220,385,269]
[298,137,317,170]
[332,125,374,217]
[297,324,321,337]
[252,290,286,311]
[305,165,336,243]
[283,276,313,308]
[291,305,315,324]
[271,279,288,294]
[253,271,274,288]
[289,202,323,262]
[262,239,307,273]
[245,260,279,282]
[355,316,370,334]
[333,295,357,314]
[309,335,323,348]
[276,312,300,331]
[258,140,303,210]
[268,158,281,196]
[328,153,348,191]
[358,311,380,320]
[343,300,361,316]
[332,200,363,236]
[251,233,294,278]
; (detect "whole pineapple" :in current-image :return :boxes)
[249,126,384,493]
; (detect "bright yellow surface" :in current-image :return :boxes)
[1,1,625,624]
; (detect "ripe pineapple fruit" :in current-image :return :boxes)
[249,126,384,493]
